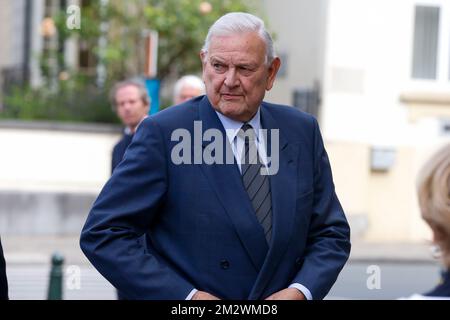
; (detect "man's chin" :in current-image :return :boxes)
[124,122,139,130]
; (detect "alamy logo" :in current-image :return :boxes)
[366,265,381,290]
[170,121,280,175]
[66,265,81,290]
[66,5,81,30]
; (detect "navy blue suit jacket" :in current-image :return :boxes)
[80,96,351,300]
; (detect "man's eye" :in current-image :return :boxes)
[213,63,225,71]
[239,67,253,75]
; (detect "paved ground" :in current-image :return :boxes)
[3,235,116,300]
[328,261,441,299]
[1,235,441,300]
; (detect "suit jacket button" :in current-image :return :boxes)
[295,257,303,265]
[220,260,230,269]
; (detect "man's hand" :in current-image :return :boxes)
[265,288,306,300]
[192,291,221,300]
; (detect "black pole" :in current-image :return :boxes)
[59,0,67,71]
[47,252,64,300]
[23,0,33,85]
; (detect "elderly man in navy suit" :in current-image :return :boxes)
[0,237,8,300]
[80,12,350,300]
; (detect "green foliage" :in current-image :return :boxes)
[50,0,254,84]
[1,0,256,123]
[142,0,252,79]
[1,77,118,123]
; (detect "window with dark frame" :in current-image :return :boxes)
[411,5,440,80]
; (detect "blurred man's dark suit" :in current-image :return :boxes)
[111,131,134,173]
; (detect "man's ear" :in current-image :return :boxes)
[200,51,207,67]
[199,51,207,81]
[266,57,281,91]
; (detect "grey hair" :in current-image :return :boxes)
[109,78,150,110]
[173,75,205,100]
[201,12,275,64]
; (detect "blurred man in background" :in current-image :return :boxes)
[173,75,205,105]
[110,79,150,172]
[0,237,8,300]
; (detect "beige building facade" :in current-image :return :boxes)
[262,0,450,242]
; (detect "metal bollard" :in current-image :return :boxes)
[47,252,64,300]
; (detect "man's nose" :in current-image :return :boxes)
[123,102,133,110]
[224,68,239,88]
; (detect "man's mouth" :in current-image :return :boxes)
[221,93,242,100]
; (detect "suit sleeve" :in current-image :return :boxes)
[80,117,195,299]
[291,117,351,299]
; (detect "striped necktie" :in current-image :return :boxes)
[238,123,272,244]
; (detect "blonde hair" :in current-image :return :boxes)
[417,143,450,267]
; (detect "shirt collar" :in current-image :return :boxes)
[215,108,262,143]
[124,126,133,135]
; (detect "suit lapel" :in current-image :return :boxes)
[249,103,299,299]
[197,97,269,271]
